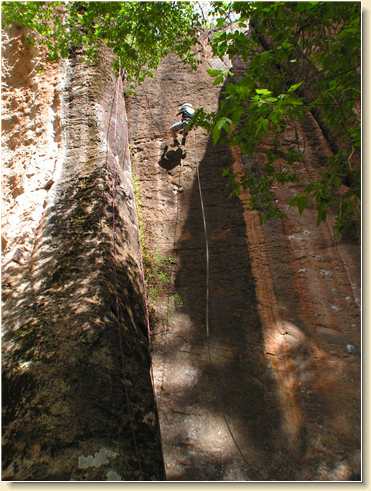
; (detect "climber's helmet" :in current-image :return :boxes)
[179,103,193,111]
[179,103,195,119]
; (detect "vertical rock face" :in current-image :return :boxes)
[127,46,360,480]
[2,27,360,482]
[2,27,62,268]
[2,33,164,480]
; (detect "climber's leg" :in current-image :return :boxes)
[181,129,188,146]
[160,142,168,159]
[170,121,185,146]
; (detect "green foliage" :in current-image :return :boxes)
[212,116,232,145]
[2,1,360,238]
[202,1,361,238]
[207,67,232,86]
[1,1,201,82]
[222,167,241,197]
[144,252,174,305]
[288,193,309,216]
[171,292,184,308]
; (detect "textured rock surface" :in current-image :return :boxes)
[2,38,164,481]
[127,47,360,481]
[2,27,360,481]
[1,27,62,269]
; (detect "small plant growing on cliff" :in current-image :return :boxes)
[144,253,173,295]
[132,169,177,309]
[171,293,183,308]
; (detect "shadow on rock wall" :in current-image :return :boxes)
[158,132,304,480]
[2,167,165,481]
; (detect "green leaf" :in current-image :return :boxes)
[317,204,328,225]
[255,117,269,136]
[256,88,272,96]
[289,193,309,215]
[207,68,222,78]
[212,117,232,145]
[284,96,303,106]
[287,81,304,93]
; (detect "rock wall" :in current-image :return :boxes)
[2,27,361,482]
[127,46,361,480]
[2,27,62,269]
[2,32,164,480]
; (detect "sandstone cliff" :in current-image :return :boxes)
[2,30,361,481]
[2,29,164,481]
[127,48,361,481]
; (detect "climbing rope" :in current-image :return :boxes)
[193,130,255,475]
[140,78,254,476]
[195,157,209,338]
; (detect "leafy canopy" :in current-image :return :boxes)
[2,1,201,82]
[2,1,361,237]
[198,1,361,237]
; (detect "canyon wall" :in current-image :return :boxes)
[127,45,361,480]
[2,30,164,481]
[2,29,361,481]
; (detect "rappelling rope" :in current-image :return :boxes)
[195,153,209,338]
[107,64,142,476]
[141,83,253,475]
[193,130,254,474]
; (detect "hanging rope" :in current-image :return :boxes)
[195,159,209,338]
[139,77,254,476]
[194,130,256,475]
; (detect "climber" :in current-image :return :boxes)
[170,102,195,146]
